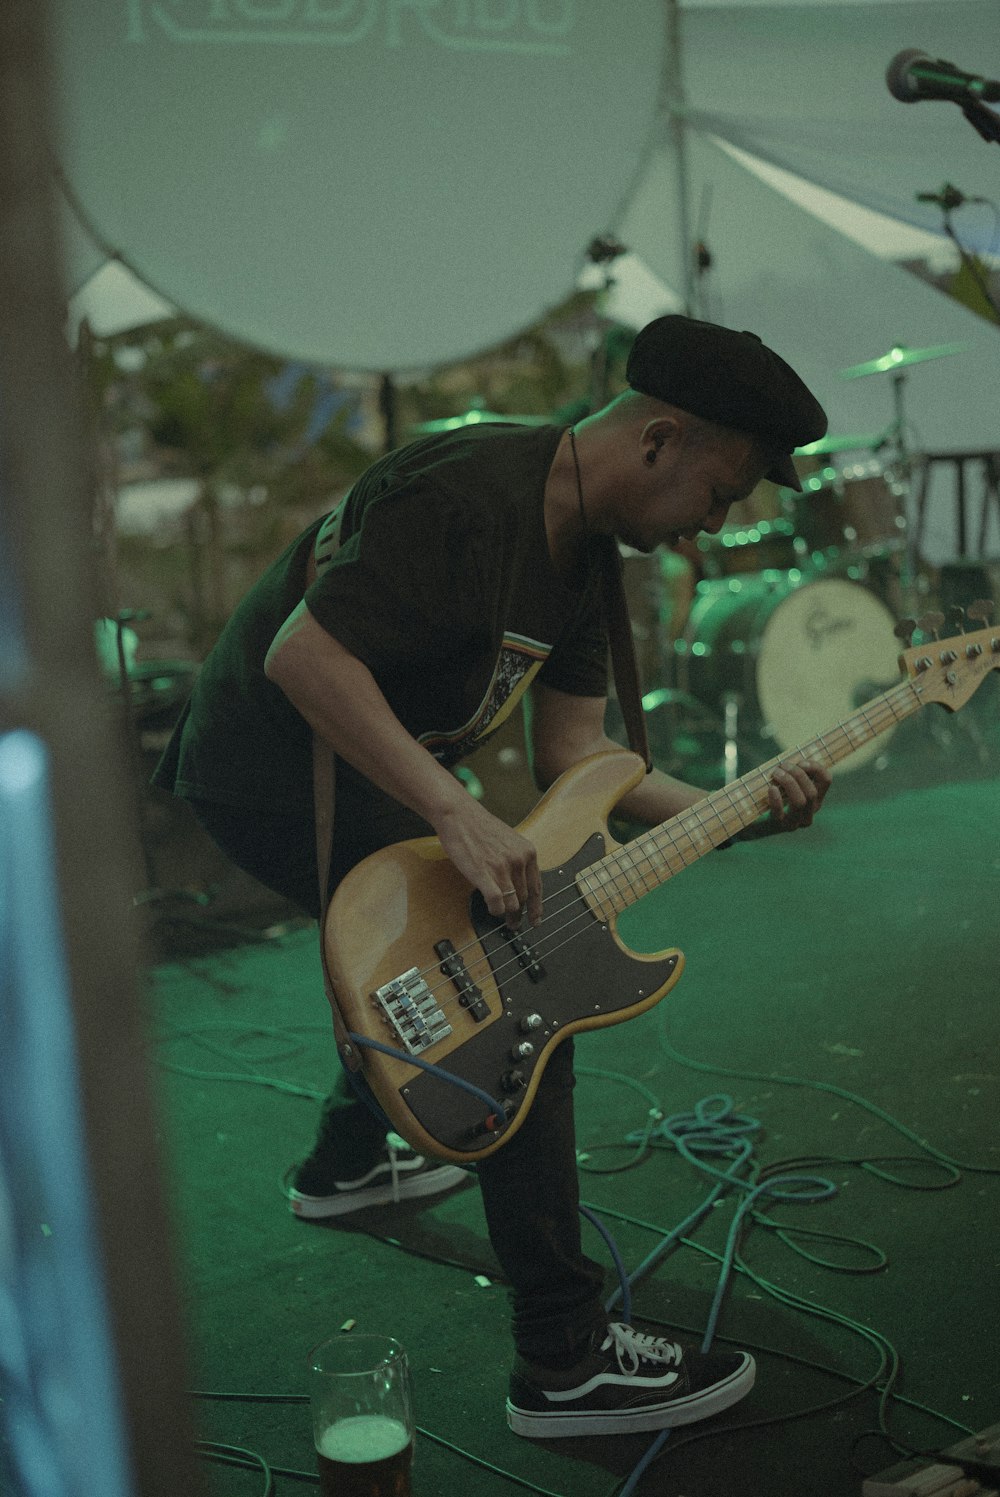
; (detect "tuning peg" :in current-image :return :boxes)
[917,611,945,640]
[894,617,918,647]
[967,598,994,625]
[945,604,966,635]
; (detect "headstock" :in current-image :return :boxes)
[897,600,1000,712]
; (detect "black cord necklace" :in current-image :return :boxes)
[568,424,587,537]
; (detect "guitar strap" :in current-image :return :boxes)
[596,535,653,773]
[313,736,363,1070]
[312,500,364,1071]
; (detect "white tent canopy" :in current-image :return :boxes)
[53,0,999,488]
[52,0,668,370]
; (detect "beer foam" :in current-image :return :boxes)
[317,1415,409,1464]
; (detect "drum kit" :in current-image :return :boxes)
[625,338,974,782]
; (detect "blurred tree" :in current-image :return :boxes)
[78,287,631,658]
[82,320,374,652]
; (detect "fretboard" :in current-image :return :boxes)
[577,676,926,922]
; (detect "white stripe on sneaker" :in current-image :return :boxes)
[543,1369,679,1402]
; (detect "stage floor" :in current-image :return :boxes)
[145,706,1000,1497]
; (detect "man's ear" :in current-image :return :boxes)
[639,414,680,464]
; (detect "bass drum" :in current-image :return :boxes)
[677,575,901,772]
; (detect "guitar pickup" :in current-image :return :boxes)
[372,967,452,1055]
[435,939,490,1022]
[507,930,544,982]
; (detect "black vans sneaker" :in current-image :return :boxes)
[285,1131,468,1219]
[506,1322,755,1438]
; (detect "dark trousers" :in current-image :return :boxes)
[191,764,606,1367]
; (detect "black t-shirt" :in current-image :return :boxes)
[153,423,608,813]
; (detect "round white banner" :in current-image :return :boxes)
[51,1,666,369]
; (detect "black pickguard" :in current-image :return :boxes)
[396,834,679,1156]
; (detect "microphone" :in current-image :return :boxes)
[886,49,1000,106]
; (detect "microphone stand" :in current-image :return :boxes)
[942,209,1000,321]
[919,184,1000,323]
[962,97,1000,144]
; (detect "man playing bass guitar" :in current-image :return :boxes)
[155,315,832,1439]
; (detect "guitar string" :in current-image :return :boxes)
[372,680,925,1028]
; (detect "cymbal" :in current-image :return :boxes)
[412,407,549,433]
[794,430,884,456]
[839,341,969,379]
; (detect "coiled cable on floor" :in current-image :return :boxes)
[580,1093,837,1496]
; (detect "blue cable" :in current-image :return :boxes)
[604,1181,727,1316]
[338,1057,835,1494]
[347,1032,506,1121]
[626,1095,835,1353]
[581,1093,837,1495]
[578,1205,632,1326]
[619,1428,672,1496]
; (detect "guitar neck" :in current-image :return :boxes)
[579,675,926,920]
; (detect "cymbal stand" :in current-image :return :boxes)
[877,368,927,604]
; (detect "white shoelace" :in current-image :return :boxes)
[601,1323,683,1376]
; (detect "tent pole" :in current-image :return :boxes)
[664,0,695,316]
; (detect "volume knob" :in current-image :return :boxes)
[520,1013,543,1033]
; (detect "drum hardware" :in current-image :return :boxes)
[695,514,801,578]
[722,691,740,784]
[835,342,971,591]
[671,575,905,778]
[785,459,911,609]
[616,543,697,698]
[631,683,721,778]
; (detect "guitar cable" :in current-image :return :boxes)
[345,1030,509,1133]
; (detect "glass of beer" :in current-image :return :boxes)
[307,1334,414,1497]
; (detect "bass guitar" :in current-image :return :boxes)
[323,611,998,1162]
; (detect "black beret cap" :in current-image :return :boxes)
[625,314,827,492]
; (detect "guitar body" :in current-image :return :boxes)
[323,752,684,1162]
